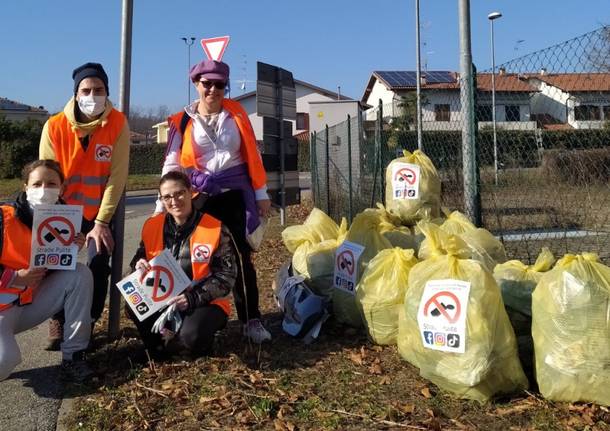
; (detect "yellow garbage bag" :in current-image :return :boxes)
[418,212,507,271]
[493,248,555,381]
[370,203,421,251]
[281,208,343,276]
[305,221,349,299]
[356,248,418,345]
[532,253,610,405]
[397,223,527,402]
[494,247,555,317]
[385,150,441,224]
[333,210,392,328]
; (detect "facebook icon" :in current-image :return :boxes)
[423,331,434,345]
[34,254,46,266]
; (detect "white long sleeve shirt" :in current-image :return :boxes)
[156,102,268,213]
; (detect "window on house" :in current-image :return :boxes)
[296,112,310,130]
[574,105,601,121]
[505,105,520,122]
[602,106,610,120]
[476,105,493,122]
[434,104,450,122]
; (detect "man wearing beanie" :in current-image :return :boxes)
[39,62,130,350]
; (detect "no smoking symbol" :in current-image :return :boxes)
[423,291,461,324]
[336,250,355,275]
[140,266,175,302]
[394,167,417,185]
[37,216,75,246]
[96,145,112,160]
[193,244,211,262]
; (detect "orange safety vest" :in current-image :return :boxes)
[0,206,34,311]
[47,109,126,221]
[141,213,231,316]
[167,98,267,191]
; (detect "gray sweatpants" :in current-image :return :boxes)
[0,263,93,381]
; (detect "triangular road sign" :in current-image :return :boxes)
[201,36,230,61]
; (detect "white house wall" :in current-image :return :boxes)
[529,78,570,123]
[309,101,360,134]
[365,79,395,108]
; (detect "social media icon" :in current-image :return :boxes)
[447,333,460,348]
[135,302,150,315]
[34,254,46,266]
[60,254,72,266]
[129,293,143,305]
[423,331,434,345]
[47,254,60,265]
[434,333,446,346]
[121,282,136,295]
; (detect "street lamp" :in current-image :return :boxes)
[181,37,196,105]
[488,11,502,186]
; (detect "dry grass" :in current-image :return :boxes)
[64,200,610,431]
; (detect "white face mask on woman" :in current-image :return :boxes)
[26,187,60,206]
[77,95,106,117]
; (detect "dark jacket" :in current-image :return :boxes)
[131,209,238,312]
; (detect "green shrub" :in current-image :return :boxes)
[128,143,166,175]
[541,147,610,185]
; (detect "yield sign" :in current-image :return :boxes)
[394,167,417,185]
[423,291,461,324]
[336,249,355,275]
[140,265,175,303]
[201,36,230,61]
[37,216,75,246]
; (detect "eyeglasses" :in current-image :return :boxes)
[200,80,227,90]
[160,189,188,203]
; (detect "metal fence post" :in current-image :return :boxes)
[371,100,383,207]
[325,125,330,215]
[347,114,353,223]
[310,131,316,206]
[458,0,482,226]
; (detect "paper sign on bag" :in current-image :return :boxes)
[417,279,471,353]
[333,240,365,295]
[116,249,191,321]
[391,162,420,200]
[30,204,82,270]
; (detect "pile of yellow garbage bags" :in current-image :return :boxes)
[280,149,610,405]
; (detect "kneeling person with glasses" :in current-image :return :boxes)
[128,171,237,359]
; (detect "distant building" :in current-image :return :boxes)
[233,79,351,139]
[0,97,49,122]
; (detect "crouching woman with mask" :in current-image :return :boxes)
[0,160,94,382]
[128,171,237,359]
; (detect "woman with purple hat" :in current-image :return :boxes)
[157,58,272,343]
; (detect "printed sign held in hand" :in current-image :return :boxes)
[116,249,191,321]
[30,205,82,270]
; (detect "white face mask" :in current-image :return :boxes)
[77,95,106,117]
[26,187,61,206]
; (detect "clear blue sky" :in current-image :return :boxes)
[1,0,608,114]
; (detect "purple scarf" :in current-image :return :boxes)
[189,164,260,235]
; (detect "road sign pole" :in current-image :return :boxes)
[109,0,133,340]
[277,69,286,226]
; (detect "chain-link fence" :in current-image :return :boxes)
[311,26,610,264]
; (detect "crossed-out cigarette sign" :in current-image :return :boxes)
[36,216,75,246]
[139,266,175,302]
[336,249,355,275]
[422,291,461,324]
[394,167,418,185]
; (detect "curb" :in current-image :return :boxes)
[126,189,157,197]
[56,395,75,431]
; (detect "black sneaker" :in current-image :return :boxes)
[60,351,94,382]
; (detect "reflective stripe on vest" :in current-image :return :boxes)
[0,206,34,311]
[141,213,231,316]
[47,109,125,221]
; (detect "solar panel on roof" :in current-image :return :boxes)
[376,70,455,88]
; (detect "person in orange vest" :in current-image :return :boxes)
[39,62,130,350]
[129,171,237,358]
[158,59,272,343]
[0,160,94,382]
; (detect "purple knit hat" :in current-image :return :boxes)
[189,60,230,82]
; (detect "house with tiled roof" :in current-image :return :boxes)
[361,70,537,131]
[361,69,610,131]
[0,97,49,122]
[526,72,610,129]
